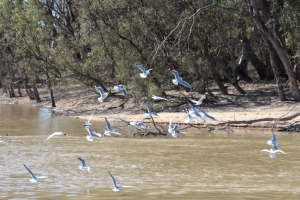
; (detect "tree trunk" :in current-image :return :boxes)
[46,72,56,107]
[250,0,300,101]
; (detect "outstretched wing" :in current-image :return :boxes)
[108,171,118,188]
[24,164,37,179]
[84,125,94,136]
[135,63,147,73]
[78,157,87,167]
[198,108,217,121]
[95,86,105,95]
[105,118,113,132]
[144,103,152,113]
[169,69,180,80]
[178,79,193,89]
[272,133,278,150]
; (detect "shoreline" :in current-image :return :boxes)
[1,85,300,130]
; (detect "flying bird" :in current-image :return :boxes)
[190,94,206,105]
[260,149,286,159]
[144,103,159,119]
[129,121,148,129]
[95,86,109,103]
[78,157,90,172]
[197,107,217,121]
[113,85,128,97]
[135,63,152,78]
[187,102,206,121]
[151,95,168,101]
[169,69,193,89]
[108,171,132,192]
[23,164,48,183]
[168,118,185,138]
[104,118,121,136]
[84,124,102,142]
[44,132,67,142]
[267,132,278,150]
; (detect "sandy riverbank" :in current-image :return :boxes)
[1,84,300,130]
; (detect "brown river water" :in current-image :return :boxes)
[1,104,300,199]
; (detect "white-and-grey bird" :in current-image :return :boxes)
[108,171,132,192]
[267,132,278,150]
[84,124,102,142]
[23,164,48,183]
[151,95,168,101]
[190,94,206,105]
[260,149,286,159]
[78,157,90,172]
[168,118,185,138]
[135,63,152,78]
[187,102,206,121]
[104,118,121,136]
[169,69,193,89]
[95,86,109,103]
[129,121,148,129]
[144,103,159,119]
[113,85,128,96]
[44,132,67,142]
[183,109,198,124]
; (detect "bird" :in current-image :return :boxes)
[23,164,48,183]
[190,94,206,105]
[169,69,193,89]
[78,157,90,172]
[135,63,152,78]
[84,124,102,142]
[187,102,206,121]
[168,118,185,138]
[151,95,168,101]
[95,86,109,103]
[144,103,159,119]
[44,132,67,142]
[108,171,132,192]
[267,132,278,150]
[0,136,3,143]
[113,85,128,96]
[260,149,286,159]
[104,118,121,136]
[183,109,198,124]
[129,121,148,129]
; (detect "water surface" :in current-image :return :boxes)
[0,104,300,199]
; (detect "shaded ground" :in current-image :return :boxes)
[1,83,299,130]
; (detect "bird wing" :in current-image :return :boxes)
[87,110,95,124]
[169,69,180,80]
[84,125,94,136]
[24,164,37,179]
[198,108,216,121]
[260,149,270,153]
[169,118,174,129]
[45,132,64,141]
[135,64,147,73]
[95,86,105,95]
[78,157,86,167]
[108,171,118,188]
[144,103,152,113]
[178,79,193,89]
[105,118,113,132]
[274,150,287,154]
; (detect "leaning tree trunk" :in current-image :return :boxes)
[45,72,56,107]
[250,0,300,101]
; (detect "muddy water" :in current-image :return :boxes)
[1,104,300,199]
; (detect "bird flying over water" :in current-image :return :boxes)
[169,69,193,89]
[187,102,206,121]
[108,171,132,192]
[84,124,102,142]
[95,86,109,103]
[113,85,128,97]
[260,149,286,159]
[104,118,120,136]
[44,132,67,142]
[78,157,90,172]
[151,95,168,101]
[267,132,278,150]
[135,63,152,78]
[168,118,185,138]
[23,164,48,183]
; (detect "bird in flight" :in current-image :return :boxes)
[135,63,152,78]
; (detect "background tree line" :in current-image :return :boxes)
[0,0,300,107]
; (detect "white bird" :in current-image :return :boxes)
[23,164,48,183]
[187,102,206,121]
[44,132,67,142]
[183,109,198,124]
[135,63,152,78]
[168,118,185,138]
[104,118,121,136]
[151,95,168,101]
[78,157,90,172]
[129,121,148,129]
[95,86,109,103]
[84,124,102,142]
[108,171,132,192]
[113,85,128,96]
[190,94,206,105]
[169,69,193,89]
[260,149,287,159]
[267,132,278,150]
[144,103,159,119]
